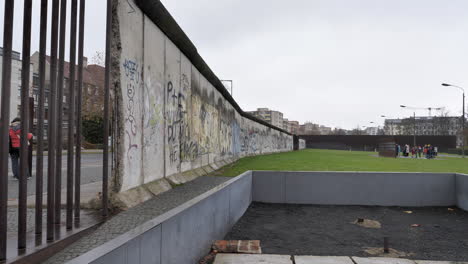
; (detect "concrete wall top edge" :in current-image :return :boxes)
[66,171,252,264]
[133,0,291,135]
[252,170,456,175]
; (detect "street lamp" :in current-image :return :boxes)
[442,83,465,158]
[220,80,233,96]
[400,105,417,147]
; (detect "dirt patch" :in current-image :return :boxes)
[364,247,414,258]
[225,203,468,261]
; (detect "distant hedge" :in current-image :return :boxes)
[82,115,104,144]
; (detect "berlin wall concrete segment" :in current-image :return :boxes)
[253,171,457,206]
[111,0,293,207]
[68,172,252,264]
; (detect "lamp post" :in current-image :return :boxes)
[220,80,233,96]
[400,105,417,147]
[442,83,465,158]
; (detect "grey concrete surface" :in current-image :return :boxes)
[253,171,457,206]
[295,256,354,264]
[7,153,108,199]
[456,174,468,211]
[252,171,284,203]
[63,172,251,264]
[214,254,292,264]
[43,175,239,264]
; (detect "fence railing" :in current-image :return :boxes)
[0,0,112,261]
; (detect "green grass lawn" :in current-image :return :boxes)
[212,149,468,177]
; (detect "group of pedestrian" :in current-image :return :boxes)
[8,118,33,180]
[395,144,438,159]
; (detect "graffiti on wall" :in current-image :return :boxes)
[123,59,140,161]
[143,75,163,151]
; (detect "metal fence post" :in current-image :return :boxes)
[47,0,60,241]
[66,0,78,230]
[18,0,33,249]
[0,0,15,260]
[55,0,68,225]
[103,0,113,217]
[75,0,86,220]
[36,0,49,237]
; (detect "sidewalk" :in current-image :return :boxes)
[7,181,102,208]
[32,149,105,155]
[214,254,468,264]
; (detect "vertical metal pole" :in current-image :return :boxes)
[66,0,78,230]
[0,0,15,259]
[75,0,86,220]
[55,0,68,224]
[413,112,416,147]
[47,0,60,241]
[36,0,48,236]
[103,0,113,217]
[463,93,465,158]
[19,0,33,249]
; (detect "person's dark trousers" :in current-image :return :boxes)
[10,152,19,179]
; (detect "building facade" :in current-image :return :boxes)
[288,120,300,134]
[247,108,284,129]
[384,116,462,136]
[0,48,25,121]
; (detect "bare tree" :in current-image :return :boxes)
[90,51,105,67]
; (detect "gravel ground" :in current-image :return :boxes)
[44,176,231,264]
[225,203,468,262]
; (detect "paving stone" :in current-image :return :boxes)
[295,256,354,264]
[214,253,292,264]
[415,261,468,264]
[353,257,416,264]
[43,176,231,264]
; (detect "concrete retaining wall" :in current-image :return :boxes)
[252,171,458,206]
[69,171,468,264]
[456,173,468,211]
[111,0,293,200]
[69,172,252,264]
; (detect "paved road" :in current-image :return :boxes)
[7,153,109,199]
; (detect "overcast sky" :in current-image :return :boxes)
[2,0,468,129]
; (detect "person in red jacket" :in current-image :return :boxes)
[9,118,33,180]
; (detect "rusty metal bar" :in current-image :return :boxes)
[19,0,33,249]
[103,0,113,217]
[55,0,68,224]
[75,0,86,220]
[0,0,15,259]
[36,0,48,236]
[66,0,78,230]
[47,0,60,241]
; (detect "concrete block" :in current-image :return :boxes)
[415,261,468,264]
[166,170,199,185]
[144,178,172,196]
[252,171,285,203]
[295,256,354,264]
[90,245,127,264]
[282,172,455,206]
[201,165,215,174]
[228,172,252,227]
[140,225,162,264]
[161,187,230,264]
[111,186,154,210]
[352,257,416,264]
[456,174,468,211]
[214,254,292,264]
[126,237,141,264]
